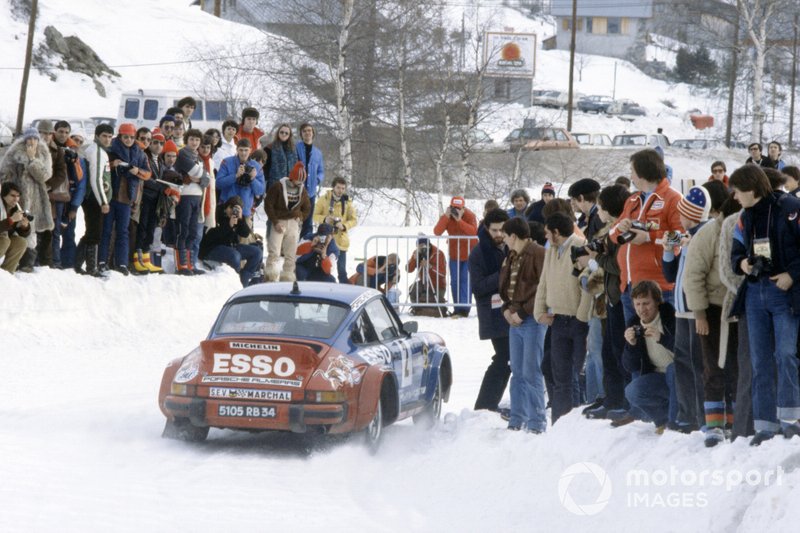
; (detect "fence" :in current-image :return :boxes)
[359,234,479,313]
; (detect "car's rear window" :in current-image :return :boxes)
[214,299,349,338]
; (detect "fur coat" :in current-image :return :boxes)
[0,138,54,232]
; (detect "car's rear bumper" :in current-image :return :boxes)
[164,395,349,433]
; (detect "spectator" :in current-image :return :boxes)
[767,141,785,170]
[216,139,266,223]
[157,140,182,250]
[132,131,167,274]
[763,167,787,192]
[313,176,357,283]
[172,122,186,149]
[609,148,683,321]
[128,127,152,272]
[407,236,448,317]
[433,196,478,317]
[534,212,592,424]
[54,123,87,270]
[0,127,54,273]
[266,123,298,192]
[615,176,631,190]
[730,164,800,445]
[172,128,210,275]
[199,196,262,287]
[177,96,196,130]
[159,115,177,141]
[351,254,399,292]
[74,124,113,276]
[499,216,547,432]
[653,146,673,184]
[264,161,311,282]
[34,119,67,268]
[745,143,773,168]
[528,220,547,246]
[213,119,239,170]
[296,123,325,239]
[204,128,221,151]
[708,161,729,189]
[0,182,32,273]
[166,107,184,127]
[235,108,264,153]
[470,208,511,413]
[622,280,678,434]
[507,189,529,219]
[483,199,500,219]
[526,182,555,224]
[295,223,339,282]
[784,166,800,196]
[194,134,218,269]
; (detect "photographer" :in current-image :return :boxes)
[433,196,478,317]
[407,237,448,317]
[295,223,339,282]
[622,280,678,434]
[215,138,266,223]
[199,196,262,287]
[730,164,800,445]
[313,177,357,283]
[0,182,32,273]
[352,253,399,291]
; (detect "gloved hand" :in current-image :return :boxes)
[200,175,211,189]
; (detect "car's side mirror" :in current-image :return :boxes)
[403,321,418,334]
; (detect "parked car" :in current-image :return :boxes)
[533,90,571,108]
[606,99,647,120]
[571,132,613,147]
[671,138,722,150]
[158,282,452,451]
[0,121,13,147]
[30,117,96,135]
[505,127,579,151]
[577,95,614,114]
[612,133,670,149]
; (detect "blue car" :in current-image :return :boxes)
[159,282,452,451]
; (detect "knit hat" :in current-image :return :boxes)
[151,132,166,143]
[23,127,40,140]
[70,129,86,142]
[450,196,465,208]
[677,186,711,223]
[163,140,179,155]
[241,107,260,121]
[118,123,136,136]
[159,115,176,127]
[541,182,556,196]
[567,178,600,199]
[416,233,429,246]
[317,223,333,236]
[289,161,307,182]
[37,119,55,133]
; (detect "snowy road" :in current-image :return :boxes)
[2,270,800,533]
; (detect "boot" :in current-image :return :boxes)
[176,248,193,276]
[74,240,87,275]
[132,249,150,275]
[17,247,37,273]
[187,250,204,275]
[143,252,163,274]
[86,245,102,277]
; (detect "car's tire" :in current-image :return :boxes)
[162,417,209,442]
[363,398,383,454]
[413,374,442,429]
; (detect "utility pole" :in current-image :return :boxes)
[214,0,221,17]
[15,0,37,135]
[566,0,577,131]
[790,14,798,146]
[725,3,740,149]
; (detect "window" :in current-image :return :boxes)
[172,99,203,120]
[124,98,140,119]
[352,313,378,345]
[214,299,348,338]
[562,18,584,31]
[553,129,568,141]
[586,17,593,33]
[206,101,228,121]
[608,17,621,35]
[494,79,511,99]
[143,99,159,120]
[365,299,399,341]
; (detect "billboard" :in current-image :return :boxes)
[483,32,537,79]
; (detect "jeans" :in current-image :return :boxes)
[60,210,78,268]
[135,192,159,252]
[204,244,263,287]
[733,320,755,438]
[508,317,547,431]
[175,196,201,253]
[745,278,800,433]
[99,200,132,267]
[193,220,205,267]
[337,249,349,284]
[549,315,589,424]
[50,201,67,267]
[585,316,604,403]
[673,317,705,428]
[474,336,511,411]
[301,196,316,239]
[625,364,678,427]
[449,258,471,315]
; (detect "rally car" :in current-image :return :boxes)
[158,282,452,450]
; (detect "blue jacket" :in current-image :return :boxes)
[507,206,527,219]
[108,137,148,202]
[468,225,508,340]
[296,143,325,198]
[216,155,266,217]
[68,158,88,212]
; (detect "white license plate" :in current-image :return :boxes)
[209,387,291,402]
[217,405,277,418]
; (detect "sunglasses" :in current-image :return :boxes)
[151,140,164,146]
[279,130,290,135]
[138,137,151,142]
[121,135,135,140]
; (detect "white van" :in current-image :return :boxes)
[116,89,237,131]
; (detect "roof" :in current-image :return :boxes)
[230,282,381,307]
[551,0,653,19]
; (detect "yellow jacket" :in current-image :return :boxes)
[313,189,357,251]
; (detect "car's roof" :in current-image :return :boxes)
[229,282,382,307]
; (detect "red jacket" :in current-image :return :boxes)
[235,126,265,152]
[609,179,683,294]
[407,245,447,291]
[433,208,478,261]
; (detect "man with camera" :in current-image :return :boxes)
[0,182,33,273]
[407,236,448,317]
[51,120,85,269]
[199,196,263,287]
[295,223,339,282]
[622,280,678,433]
[313,176,357,283]
[434,196,478,317]
[216,138,266,225]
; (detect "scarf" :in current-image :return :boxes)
[201,152,214,218]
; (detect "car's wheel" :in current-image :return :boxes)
[363,398,383,454]
[162,417,209,442]
[413,374,442,429]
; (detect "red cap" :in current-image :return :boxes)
[152,132,166,143]
[289,161,307,182]
[118,123,136,136]
[450,196,465,208]
[163,140,179,155]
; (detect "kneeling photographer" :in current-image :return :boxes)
[621,280,678,433]
[1,182,33,274]
[295,223,339,283]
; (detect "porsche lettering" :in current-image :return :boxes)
[212,353,296,377]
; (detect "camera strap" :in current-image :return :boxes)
[751,206,772,260]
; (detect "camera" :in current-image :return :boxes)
[448,206,459,218]
[664,230,687,246]
[586,238,605,254]
[11,204,34,222]
[318,235,328,245]
[63,148,78,164]
[632,325,645,339]
[748,255,773,279]
[617,220,659,244]
[416,245,429,262]
[231,205,242,218]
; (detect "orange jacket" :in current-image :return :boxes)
[235,126,265,152]
[433,208,478,261]
[609,179,683,294]
[65,138,84,181]
[407,244,447,290]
